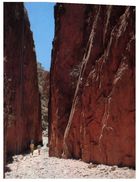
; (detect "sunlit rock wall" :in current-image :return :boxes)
[49,3,135,167]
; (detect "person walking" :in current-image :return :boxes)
[30,139,35,156]
[37,145,41,155]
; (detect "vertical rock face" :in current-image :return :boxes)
[4,2,42,159]
[49,3,135,167]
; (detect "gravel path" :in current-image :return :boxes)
[5,137,135,179]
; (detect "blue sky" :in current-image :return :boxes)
[24,2,55,71]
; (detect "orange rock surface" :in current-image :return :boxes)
[49,4,135,167]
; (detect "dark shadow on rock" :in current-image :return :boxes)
[5,166,11,172]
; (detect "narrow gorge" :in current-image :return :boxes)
[4,2,135,178]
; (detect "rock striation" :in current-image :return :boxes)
[4,2,42,161]
[49,3,135,168]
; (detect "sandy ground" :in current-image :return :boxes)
[5,136,135,179]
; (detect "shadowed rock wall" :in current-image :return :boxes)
[4,2,42,160]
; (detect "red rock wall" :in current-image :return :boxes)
[4,2,42,159]
[49,3,135,167]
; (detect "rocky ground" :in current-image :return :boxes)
[5,135,135,179]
